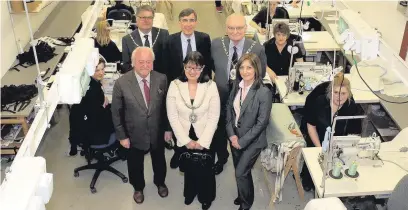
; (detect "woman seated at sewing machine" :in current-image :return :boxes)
[263,22,304,81]
[300,72,363,191]
[94,21,121,63]
[249,0,289,35]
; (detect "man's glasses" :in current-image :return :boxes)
[184,65,204,72]
[138,16,154,20]
[227,26,246,32]
[180,18,196,23]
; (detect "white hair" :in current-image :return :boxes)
[131,47,155,66]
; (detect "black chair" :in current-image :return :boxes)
[74,133,128,193]
[107,9,133,27]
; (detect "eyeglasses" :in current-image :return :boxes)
[180,18,196,23]
[184,65,204,72]
[138,16,154,20]
[227,26,246,32]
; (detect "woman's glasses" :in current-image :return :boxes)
[184,65,205,72]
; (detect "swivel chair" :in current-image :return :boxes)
[73,133,128,193]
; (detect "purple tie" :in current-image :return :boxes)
[142,79,150,106]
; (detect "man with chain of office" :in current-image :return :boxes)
[121,5,169,74]
[210,13,267,175]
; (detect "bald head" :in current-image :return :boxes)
[131,47,155,78]
[226,13,247,43]
[226,13,246,26]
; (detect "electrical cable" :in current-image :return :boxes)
[379,159,408,173]
[351,51,408,104]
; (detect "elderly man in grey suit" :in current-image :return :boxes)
[121,5,169,73]
[210,13,267,175]
[112,47,172,204]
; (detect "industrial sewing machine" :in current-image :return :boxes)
[318,115,382,183]
[285,62,342,94]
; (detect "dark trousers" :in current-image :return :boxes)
[127,146,167,191]
[210,116,229,164]
[231,145,262,209]
[215,0,221,7]
[182,148,216,203]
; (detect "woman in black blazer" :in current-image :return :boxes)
[226,53,273,210]
[68,58,114,155]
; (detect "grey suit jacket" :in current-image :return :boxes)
[121,27,169,73]
[225,82,272,149]
[211,37,267,109]
[111,70,169,151]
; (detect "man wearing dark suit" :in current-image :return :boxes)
[121,5,169,73]
[163,8,212,169]
[211,13,267,175]
[111,47,173,204]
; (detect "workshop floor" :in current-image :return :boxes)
[2,1,316,210]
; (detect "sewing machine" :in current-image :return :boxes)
[285,62,340,94]
[318,134,382,172]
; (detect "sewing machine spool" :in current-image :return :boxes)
[329,162,343,179]
[345,161,360,178]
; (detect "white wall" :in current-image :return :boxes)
[343,0,408,57]
[1,1,59,79]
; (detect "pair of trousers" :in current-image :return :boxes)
[231,145,263,209]
[182,148,216,203]
[210,115,229,164]
[215,0,221,7]
[127,146,167,191]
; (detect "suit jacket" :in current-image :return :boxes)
[166,80,220,149]
[121,27,169,74]
[69,77,114,146]
[225,82,272,149]
[163,31,213,82]
[111,70,169,151]
[211,37,267,109]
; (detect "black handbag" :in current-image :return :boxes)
[179,150,213,172]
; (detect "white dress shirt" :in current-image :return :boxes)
[138,29,153,47]
[166,80,220,149]
[181,32,197,59]
[134,72,150,107]
[233,80,252,126]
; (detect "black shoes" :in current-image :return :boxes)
[238,207,249,210]
[202,202,211,210]
[170,153,180,169]
[184,196,194,205]
[234,197,241,205]
[69,145,77,156]
[213,162,224,175]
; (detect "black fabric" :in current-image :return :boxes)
[127,146,167,191]
[69,78,114,147]
[1,85,38,113]
[94,39,121,62]
[215,0,221,7]
[106,3,136,30]
[252,7,289,28]
[11,41,56,71]
[210,114,229,164]
[304,95,363,147]
[264,36,304,76]
[180,126,215,203]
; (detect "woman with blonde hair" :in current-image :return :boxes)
[94,20,121,63]
[300,72,362,191]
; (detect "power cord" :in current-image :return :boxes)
[351,51,408,104]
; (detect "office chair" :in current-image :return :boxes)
[387,174,408,210]
[107,9,133,28]
[73,133,128,194]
